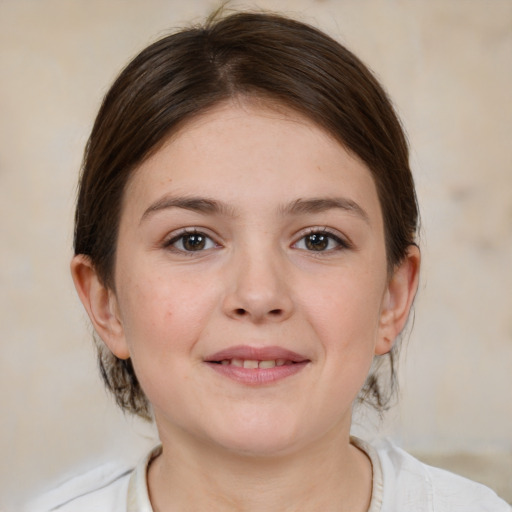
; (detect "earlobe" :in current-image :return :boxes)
[375,245,421,355]
[70,255,130,359]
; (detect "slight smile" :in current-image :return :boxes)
[204,345,311,385]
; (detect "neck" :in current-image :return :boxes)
[148,426,372,512]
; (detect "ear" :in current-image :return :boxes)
[70,255,130,359]
[375,245,420,355]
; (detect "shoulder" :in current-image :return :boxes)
[363,438,511,512]
[23,461,133,512]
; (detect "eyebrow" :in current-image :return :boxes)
[281,197,370,223]
[141,195,237,223]
[141,195,369,224]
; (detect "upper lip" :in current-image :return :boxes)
[205,345,309,363]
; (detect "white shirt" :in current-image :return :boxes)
[25,438,511,511]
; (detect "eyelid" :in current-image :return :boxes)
[163,227,221,253]
[292,227,352,251]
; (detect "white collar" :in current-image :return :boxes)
[126,438,383,511]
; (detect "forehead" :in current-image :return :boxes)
[122,100,382,226]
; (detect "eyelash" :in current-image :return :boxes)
[163,227,351,255]
[293,228,351,253]
[163,229,219,254]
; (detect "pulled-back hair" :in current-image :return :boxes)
[74,11,418,420]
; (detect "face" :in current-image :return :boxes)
[81,101,415,457]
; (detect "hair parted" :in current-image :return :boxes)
[74,10,418,420]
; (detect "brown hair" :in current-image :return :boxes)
[74,11,418,420]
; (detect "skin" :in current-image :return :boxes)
[72,100,420,511]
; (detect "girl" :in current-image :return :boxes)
[31,10,510,512]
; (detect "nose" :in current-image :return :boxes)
[222,246,294,324]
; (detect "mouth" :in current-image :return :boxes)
[204,346,310,385]
[213,358,297,368]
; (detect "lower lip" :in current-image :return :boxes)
[205,361,309,385]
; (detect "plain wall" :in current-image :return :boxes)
[1,0,511,509]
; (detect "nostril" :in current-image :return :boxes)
[231,307,285,319]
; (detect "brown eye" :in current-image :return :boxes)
[182,233,206,251]
[167,231,216,252]
[305,233,329,251]
[294,231,347,252]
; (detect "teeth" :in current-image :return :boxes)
[219,359,292,368]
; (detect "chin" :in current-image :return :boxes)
[215,432,300,458]
[203,412,306,458]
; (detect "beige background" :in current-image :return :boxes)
[1,0,511,509]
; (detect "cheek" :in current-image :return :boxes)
[115,269,220,408]
[116,266,218,357]
[301,267,386,349]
